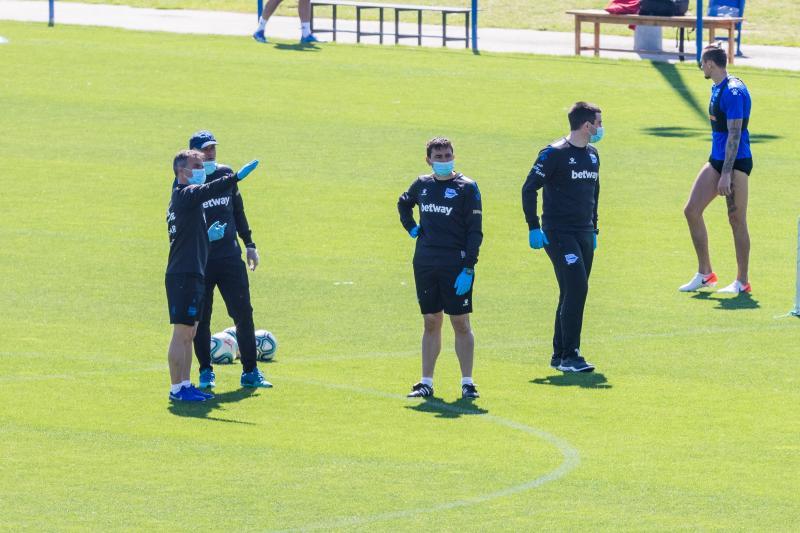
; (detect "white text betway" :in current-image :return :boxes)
[571,170,598,180]
[203,197,230,209]
[420,203,453,216]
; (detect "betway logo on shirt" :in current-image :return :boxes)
[571,170,599,180]
[202,196,230,209]
[420,203,453,216]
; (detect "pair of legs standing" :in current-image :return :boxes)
[545,231,596,373]
[253,0,318,43]
[683,163,750,292]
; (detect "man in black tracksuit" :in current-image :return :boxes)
[398,137,483,399]
[165,149,241,402]
[187,130,272,390]
[522,102,602,373]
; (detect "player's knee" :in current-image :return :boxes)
[423,314,443,332]
[450,316,472,335]
[728,210,746,229]
[684,203,702,222]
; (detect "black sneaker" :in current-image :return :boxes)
[558,355,595,373]
[550,354,561,369]
[461,383,480,399]
[407,382,434,398]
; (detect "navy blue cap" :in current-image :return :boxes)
[189,130,218,150]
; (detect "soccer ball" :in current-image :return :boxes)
[223,326,240,359]
[210,332,237,364]
[254,329,277,361]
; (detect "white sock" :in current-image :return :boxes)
[301,22,311,37]
[461,377,474,385]
[421,377,433,387]
[258,17,267,31]
[170,383,182,394]
[181,380,191,389]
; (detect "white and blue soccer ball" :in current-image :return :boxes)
[223,326,240,359]
[254,329,277,361]
[210,332,238,364]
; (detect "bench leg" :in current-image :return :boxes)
[395,9,399,44]
[380,7,384,45]
[418,10,422,46]
[310,3,314,33]
[442,11,446,47]
[356,6,361,43]
[465,12,469,49]
[333,5,337,42]
[728,25,735,64]
[575,17,581,55]
[679,27,685,61]
[709,27,715,43]
[593,22,599,57]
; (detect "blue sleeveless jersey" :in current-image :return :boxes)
[709,75,751,160]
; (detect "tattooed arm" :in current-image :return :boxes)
[718,118,742,196]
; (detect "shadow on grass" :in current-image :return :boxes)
[405,396,488,419]
[168,387,259,424]
[691,291,760,310]
[273,42,321,52]
[530,372,612,389]
[641,126,781,144]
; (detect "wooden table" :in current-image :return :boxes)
[566,9,743,63]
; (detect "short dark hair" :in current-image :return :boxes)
[173,149,203,177]
[426,136,453,158]
[702,44,727,68]
[568,102,602,131]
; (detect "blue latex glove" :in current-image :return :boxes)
[454,268,474,296]
[236,159,259,181]
[529,229,549,249]
[208,221,226,242]
[409,225,420,238]
[593,233,597,250]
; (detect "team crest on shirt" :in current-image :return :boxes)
[421,188,427,196]
[444,188,458,199]
[568,157,577,165]
[589,153,597,165]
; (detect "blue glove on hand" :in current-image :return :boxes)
[593,233,598,250]
[236,160,259,181]
[529,229,549,249]
[454,268,474,296]
[208,221,226,242]
[409,225,420,238]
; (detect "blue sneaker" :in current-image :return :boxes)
[300,33,320,44]
[188,384,215,400]
[169,385,207,402]
[198,368,216,389]
[253,29,267,43]
[241,368,273,388]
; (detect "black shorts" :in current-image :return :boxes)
[165,273,205,326]
[708,157,753,175]
[413,264,473,316]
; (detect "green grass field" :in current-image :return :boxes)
[1,22,799,531]
[59,0,800,47]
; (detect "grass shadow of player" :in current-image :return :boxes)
[273,42,321,52]
[168,387,259,424]
[641,126,781,145]
[405,396,488,419]
[691,291,760,310]
[530,372,612,389]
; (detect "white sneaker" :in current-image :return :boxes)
[678,272,718,292]
[716,280,752,294]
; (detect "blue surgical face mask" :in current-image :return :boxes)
[187,168,206,185]
[431,160,454,176]
[589,125,604,144]
[203,161,217,176]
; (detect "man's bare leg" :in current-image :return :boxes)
[421,312,443,379]
[450,314,474,378]
[727,170,750,283]
[169,325,193,386]
[684,163,721,274]
[298,0,311,23]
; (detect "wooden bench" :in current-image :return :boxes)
[566,9,743,64]
[310,0,470,47]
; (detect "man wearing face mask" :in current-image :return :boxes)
[165,149,255,401]
[397,137,483,399]
[522,102,601,374]
[679,44,753,295]
[187,130,272,390]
